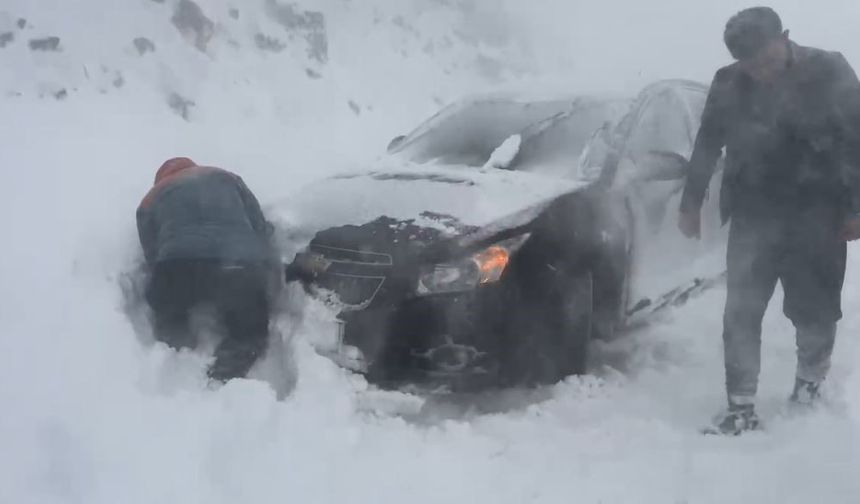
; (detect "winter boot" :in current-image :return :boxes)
[789,378,821,407]
[703,402,761,436]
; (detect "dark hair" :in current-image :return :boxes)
[724,7,783,60]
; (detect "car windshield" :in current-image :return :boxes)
[391,97,577,166]
[508,99,629,177]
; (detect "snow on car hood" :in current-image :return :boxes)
[269,161,587,239]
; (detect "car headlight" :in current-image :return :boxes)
[416,234,530,295]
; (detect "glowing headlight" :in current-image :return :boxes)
[416,234,530,295]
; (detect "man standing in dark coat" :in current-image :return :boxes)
[137,157,274,382]
[679,7,860,434]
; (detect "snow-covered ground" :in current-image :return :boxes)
[3,1,860,503]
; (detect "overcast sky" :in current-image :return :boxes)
[492,0,860,93]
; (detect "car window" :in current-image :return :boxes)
[391,98,576,166]
[510,99,628,178]
[578,81,708,186]
[622,83,707,163]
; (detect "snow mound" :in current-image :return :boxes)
[3,1,860,503]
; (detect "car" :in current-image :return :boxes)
[271,80,726,389]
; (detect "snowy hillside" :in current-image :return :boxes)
[4,0,860,503]
[0,0,541,171]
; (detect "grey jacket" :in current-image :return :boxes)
[137,165,272,265]
[680,43,860,222]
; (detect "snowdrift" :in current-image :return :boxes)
[3,1,860,503]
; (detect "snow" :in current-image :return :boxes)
[3,1,860,503]
[269,161,582,242]
[484,134,522,169]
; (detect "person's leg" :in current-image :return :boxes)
[781,204,846,400]
[792,321,837,401]
[706,215,783,434]
[722,216,781,407]
[208,264,270,381]
[146,260,197,349]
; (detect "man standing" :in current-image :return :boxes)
[679,7,860,434]
[137,157,274,382]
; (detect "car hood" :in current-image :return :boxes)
[269,161,588,249]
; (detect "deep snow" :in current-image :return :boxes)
[3,1,860,503]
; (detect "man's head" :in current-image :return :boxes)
[154,157,196,184]
[724,7,790,82]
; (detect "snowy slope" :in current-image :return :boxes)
[4,1,860,503]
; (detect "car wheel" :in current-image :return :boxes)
[590,198,633,341]
[500,267,594,385]
[553,269,594,377]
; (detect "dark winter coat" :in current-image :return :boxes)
[680,43,860,222]
[137,158,272,265]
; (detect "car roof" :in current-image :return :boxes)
[386,79,709,172]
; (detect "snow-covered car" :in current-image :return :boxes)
[272,80,723,389]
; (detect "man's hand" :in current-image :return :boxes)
[840,216,860,241]
[679,209,702,239]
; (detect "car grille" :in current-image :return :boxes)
[310,244,393,265]
[309,244,393,310]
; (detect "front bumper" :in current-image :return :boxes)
[338,284,510,386]
[289,239,518,387]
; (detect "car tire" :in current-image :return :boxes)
[500,267,594,385]
[553,269,594,377]
[590,197,633,342]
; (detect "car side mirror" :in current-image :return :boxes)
[637,150,688,181]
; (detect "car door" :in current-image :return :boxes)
[606,81,728,312]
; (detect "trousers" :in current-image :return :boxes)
[722,204,845,403]
[146,259,270,381]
